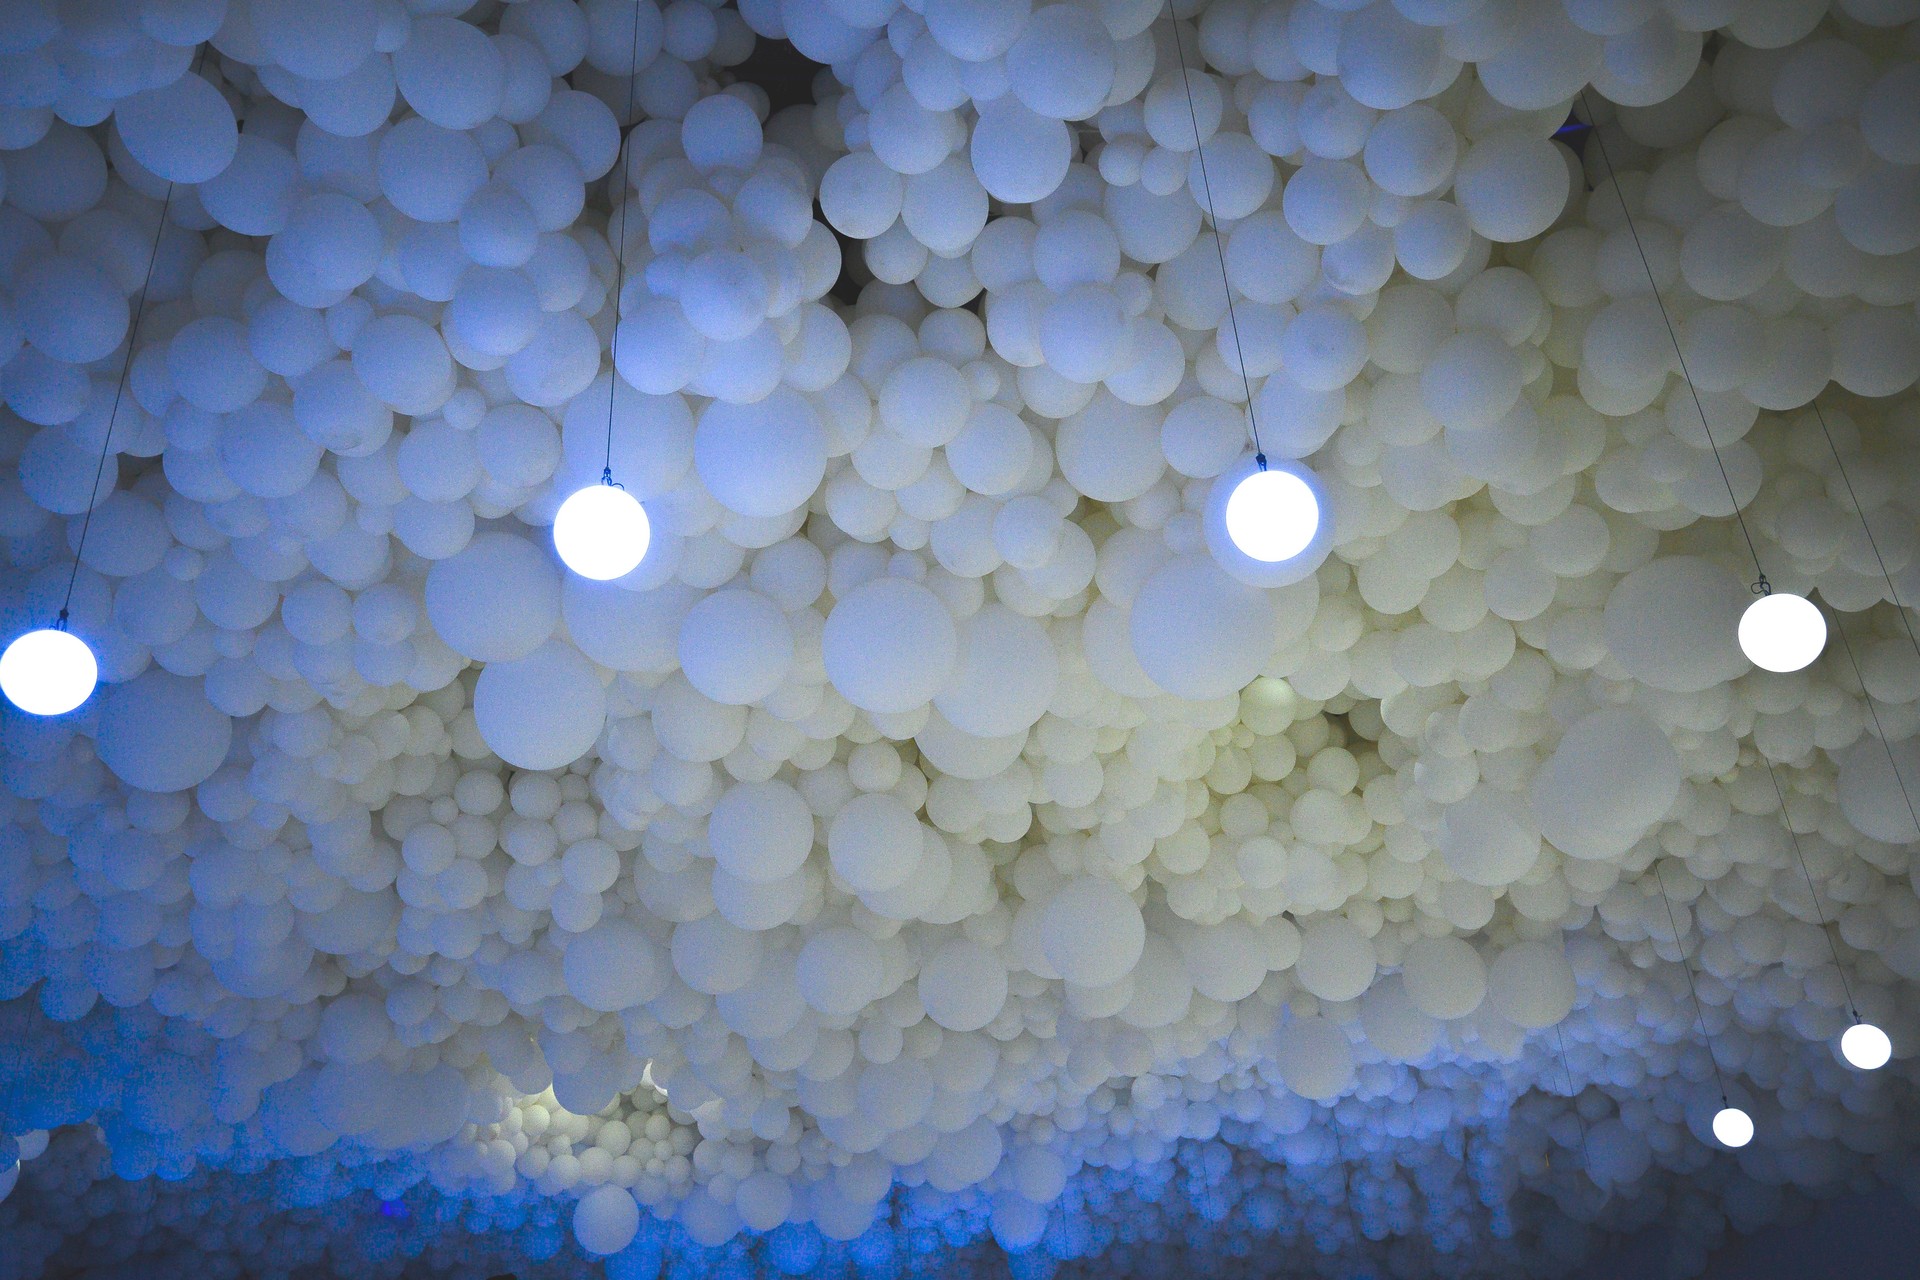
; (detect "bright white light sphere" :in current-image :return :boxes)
[0,628,99,716]
[1841,1021,1892,1070]
[1225,466,1321,563]
[1737,591,1826,673]
[1204,455,1336,588]
[553,483,650,581]
[1711,1106,1754,1149]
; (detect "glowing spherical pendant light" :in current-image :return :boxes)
[1225,466,1321,564]
[553,481,651,581]
[1737,591,1825,673]
[0,626,99,716]
[1205,455,1334,589]
[1711,1105,1754,1149]
[1840,1021,1892,1071]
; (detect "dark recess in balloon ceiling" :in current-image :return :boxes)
[721,35,868,308]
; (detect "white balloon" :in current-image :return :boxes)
[1399,936,1487,1021]
[1836,736,1920,845]
[1293,916,1377,1003]
[425,533,562,663]
[933,605,1057,737]
[1273,1014,1356,1101]
[708,780,813,884]
[1531,708,1682,861]
[563,920,667,1012]
[1486,942,1577,1029]
[1602,557,1752,692]
[796,926,885,1016]
[114,72,237,184]
[1453,130,1572,243]
[96,672,232,793]
[1129,556,1276,700]
[473,641,608,771]
[828,793,925,894]
[1437,788,1541,888]
[678,589,793,706]
[695,391,828,519]
[573,1185,640,1255]
[918,937,1009,1032]
[822,576,957,715]
[1040,877,1144,988]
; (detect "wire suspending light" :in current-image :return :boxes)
[1829,611,1920,880]
[1575,90,1826,676]
[1163,2,1327,573]
[0,47,217,717]
[1808,399,1920,664]
[1807,397,1920,891]
[551,0,651,582]
[1750,737,1892,1070]
[1650,860,1751,1147]
[1552,1025,1602,1194]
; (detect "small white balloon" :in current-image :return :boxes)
[1841,1021,1892,1070]
[1737,591,1826,673]
[1711,1106,1754,1149]
[0,627,98,716]
[1225,466,1321,563]
[553,482,650,581]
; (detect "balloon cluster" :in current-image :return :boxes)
[2,2,1919,1278]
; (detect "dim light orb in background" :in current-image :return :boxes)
[1712,1106,1754,1149]
[1840,1022,1892,1071]
[0,627,99,717]
[1738,591,1827,673]
[552,482,651,581]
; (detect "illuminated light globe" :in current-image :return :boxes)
[1204,454,1335,589]
[1840,1021,1892,1071]
[1711,1106,1754,1149]
[0,627,99,716]
[1225,466,1321,563]
[1737,591,1825,673]
[553,482,650,581]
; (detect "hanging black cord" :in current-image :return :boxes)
[1163,3,1265,469]
[1752,750,1863,1022]
[57,46,212,630]
[1551,1024,1601,1196]
[1808,398,1920,661]
[601,0,647,488]
[1652,859,1732,1108]
[1829,610,1920,846]
[1575,90,1768,593]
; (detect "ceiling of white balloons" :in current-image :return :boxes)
[2,1,1919,1278]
